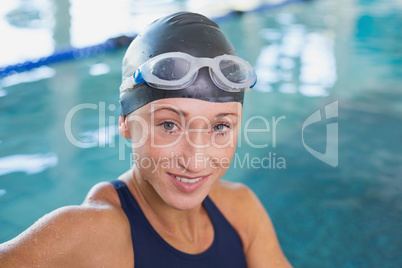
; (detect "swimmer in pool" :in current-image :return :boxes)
[0,12,292,267]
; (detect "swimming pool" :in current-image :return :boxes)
[1,0,402,267]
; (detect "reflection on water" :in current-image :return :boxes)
[0,66,55,87]
[89,63,111,76]
[255,12,336,97]
[0,0,54,66]
[0,153,58,176]
[69,0,133,47]
[79,125,118,148]
[0,89,6,97]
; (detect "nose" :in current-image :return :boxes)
[176,128,210,173]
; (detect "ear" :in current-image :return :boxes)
[119,116,131,139]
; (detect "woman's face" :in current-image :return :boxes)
[125,98,242,210]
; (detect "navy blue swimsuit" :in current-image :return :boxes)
[110,180,247,267]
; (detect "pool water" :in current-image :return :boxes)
[1,0,402,267]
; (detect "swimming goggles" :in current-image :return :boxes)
[133,52,257,92]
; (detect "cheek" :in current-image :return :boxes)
[211,146,237,170]
[130,118,176,157]
[133,141,175,175]
[213,130,239,148]
[210,127,239,153]
[212,128,239,170]
[152,130,184,149]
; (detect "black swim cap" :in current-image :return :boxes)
[119,12,244,116]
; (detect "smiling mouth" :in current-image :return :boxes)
[171,174,204,183]
[168,173,210,193]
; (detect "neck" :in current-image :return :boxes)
[126,167,208,238]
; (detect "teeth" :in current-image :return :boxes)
[173,175,203,183]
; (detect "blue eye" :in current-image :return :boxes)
[213,123,230,132]
[163,121,176,130]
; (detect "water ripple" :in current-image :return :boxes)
[0,153,58,176]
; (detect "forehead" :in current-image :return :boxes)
[136,98,242,118]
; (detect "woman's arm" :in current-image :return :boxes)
[1,206,93,267]
[0,190,132,267]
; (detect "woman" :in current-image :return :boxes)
[0,12,291,267]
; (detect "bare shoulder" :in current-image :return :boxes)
[83,180,122,206]
[0,181,132,268]
[209,180,261,220]
[210,180,292,268]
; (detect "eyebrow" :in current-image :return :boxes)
[151,107,188,117]
[151,107,239,119]
[214,112,240,119]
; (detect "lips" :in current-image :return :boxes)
[168,173,209,193]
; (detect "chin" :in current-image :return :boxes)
[161,188,210,211]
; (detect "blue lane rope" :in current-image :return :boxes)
[0,0,306,79]
[0,35,136,79]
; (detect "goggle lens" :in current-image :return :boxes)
[151,57,191,81]
[219,60,248,84]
